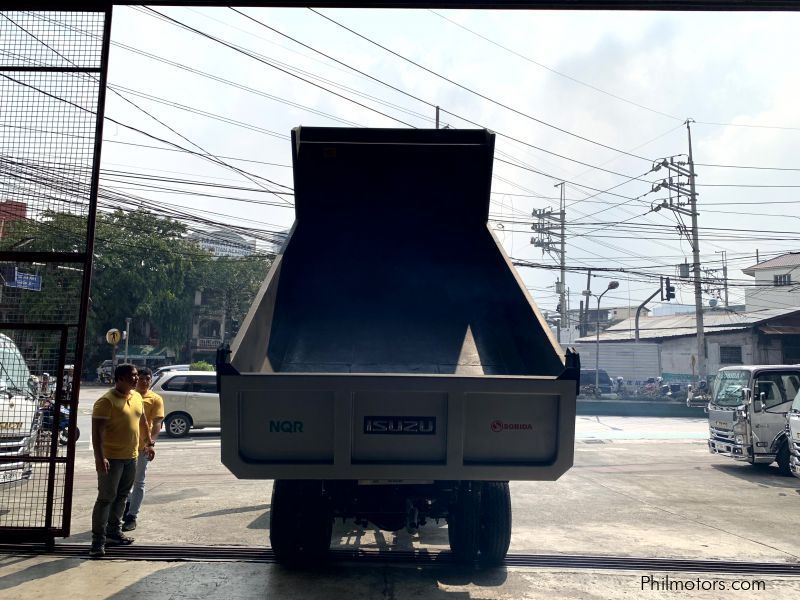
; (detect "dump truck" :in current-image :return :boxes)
[217,127,579,565]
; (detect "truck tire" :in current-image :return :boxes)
[776,441,792,477]
[270,480,332,566]
[478,481,511,566]
[448,482,481,564]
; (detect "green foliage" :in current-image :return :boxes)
[2,209,273,371]
[190,360,215,371]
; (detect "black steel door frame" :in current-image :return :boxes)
[0,6,111,544]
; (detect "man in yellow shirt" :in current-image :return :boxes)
[90,364,155,558]
[122,367,164,531]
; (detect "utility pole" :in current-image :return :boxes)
[124,317,132,365]
[556,182,566,330]
[582,269,592,337]
[531,188,567,335]
[650,121,706,382]
[718,250,729,307]
[686,119,706,382]
[435,106,440,129]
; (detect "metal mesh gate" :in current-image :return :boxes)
[0,8,110,543]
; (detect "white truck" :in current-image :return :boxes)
[218,127,578,566]
[706,365,800,475]
[0,333,39,485]
[787,389,800,479]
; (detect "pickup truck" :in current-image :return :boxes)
[218,127,578,565]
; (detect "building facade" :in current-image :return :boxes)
[576,307,800,383]
[742,253,800,313]
[189,229,257,258]
[188,229,256,360]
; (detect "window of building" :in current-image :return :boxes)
[774,274,792,286]
[719,346,743,365]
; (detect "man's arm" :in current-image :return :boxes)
[92,417,109,474]
[140,413,156,460]
[150,417,163,443]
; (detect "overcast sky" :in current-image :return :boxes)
[100,6,800,316]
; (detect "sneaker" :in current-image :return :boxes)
[105,531,134,546]
[88,543,105,558]
[122,516,137,532]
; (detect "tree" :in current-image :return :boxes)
[2,209,274,372]
[199,255,272,341]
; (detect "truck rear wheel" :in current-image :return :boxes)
[448,482,481,563]
[478,482,511,566]
[270,480,332,566]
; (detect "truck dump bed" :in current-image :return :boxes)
[219,127,577,481]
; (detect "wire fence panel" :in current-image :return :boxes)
[0,9,109,544]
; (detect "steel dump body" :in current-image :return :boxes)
[219,127,577,481]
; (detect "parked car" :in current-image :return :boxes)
[152,363,191,384]
[152,370,219,438]
[580,369,614,395]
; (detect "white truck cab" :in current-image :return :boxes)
[0,333,39,485]
[707,365,800,475]
[787,388,800,479]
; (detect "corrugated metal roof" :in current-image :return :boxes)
[742,252,800,275]
[575,306,800,343]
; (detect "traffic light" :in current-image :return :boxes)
[664,277,676,301]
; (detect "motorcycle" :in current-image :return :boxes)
[38,399,79,446]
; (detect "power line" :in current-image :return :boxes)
[140,7,416,128]
[227,7,654,186]
[428,9,682,123]
[307,7,653,163]
[696,162,800,172]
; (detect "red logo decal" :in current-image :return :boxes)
[491,420,533,432]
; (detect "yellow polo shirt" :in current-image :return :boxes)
[138,390,165,450]
[92,389,144,460]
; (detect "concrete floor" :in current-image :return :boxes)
[1,387,799,598]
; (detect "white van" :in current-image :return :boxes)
[152,370,219,438]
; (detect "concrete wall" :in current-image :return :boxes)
[660,330,758,380]
[745,266,800,312]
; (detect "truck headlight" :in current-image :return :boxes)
[732,421,747,434]
[735,435,744,444]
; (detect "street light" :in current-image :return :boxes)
[595,280,619,396]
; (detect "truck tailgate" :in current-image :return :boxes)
[220,373,575,481]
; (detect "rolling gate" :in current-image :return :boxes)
[0,7,110,544]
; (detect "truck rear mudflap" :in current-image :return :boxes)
[219,372,575,481]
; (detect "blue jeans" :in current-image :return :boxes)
[125,451,149,519]
[92,458,136,544]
